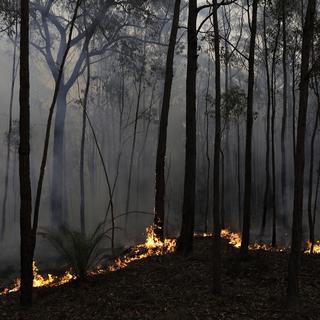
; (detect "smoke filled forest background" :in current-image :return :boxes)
[0,0,320,318]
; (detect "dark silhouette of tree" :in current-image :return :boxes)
[19,0,33,307]
[212,0,222,294]
[176,0,197,255]
[154,0,181,241]
[240,0,258,259]
[287,0,316,304]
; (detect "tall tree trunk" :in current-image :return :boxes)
[204,59,211,233]
[212,0,222,294]
[176,0,197,255]
[51,87,68,225]
[281,0,288,224]
[292,35,298,161]
[32,0,82,256]
[1,19,18,239]
[237,121,242,229]
[240,0,258,259]
[80,53,91,235]
[307,97,319,253]
[154,0,181,241]
[19,0,33,306]
[287,0,316,304]
[125,55,145,232]
[271,21,281,248]
[261,1,271,236]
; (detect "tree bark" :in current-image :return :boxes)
[19,0,33,306]
[261,1,271,236]
[154,0,181,241]
[240,0,258,259]
[281,0,288,224]
[176,0,197,255]
[212,0,222,294]
[51,88,68,225]
[287,0,316,304]
[80,52,91,235]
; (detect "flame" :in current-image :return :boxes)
[304,240,320,254]
[108,226,176,272]
[1,226,319,296]
[0,262,75,296]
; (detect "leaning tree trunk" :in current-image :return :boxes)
[176,0,197,255]
[287,0,316,305]
[240,0,258,259]
[19,0,33,306]
[51,87,68,225]
[212,0,222,294]
[154,0,181,241]
[80,52,91,235]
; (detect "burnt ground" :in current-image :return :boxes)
[0,238,319,320]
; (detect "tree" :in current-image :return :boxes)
[212,0,222,294]
[176,0,197,255]
[240,0,258,259]
[154,0,181,241]
[287,0,316,304]
[19,0,33,306]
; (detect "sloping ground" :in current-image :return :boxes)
[0,238,319,320]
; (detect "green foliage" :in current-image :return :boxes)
[39,223,109,279]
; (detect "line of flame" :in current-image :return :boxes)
[1,227,319,295]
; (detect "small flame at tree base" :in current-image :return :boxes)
[0,262,75,296]
[1,226,319,295]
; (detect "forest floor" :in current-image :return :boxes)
[0,237,319,320]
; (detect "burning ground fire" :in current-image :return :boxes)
[1,227,319,295]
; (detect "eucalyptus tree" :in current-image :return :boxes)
[287,0,316,304]
[19,0,33,306]
[154,0,181,241]
[240,0,258,259]
[29,0,155,225]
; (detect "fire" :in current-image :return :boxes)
[1,226,319,296]
[304,240,320,254]
[0,262,75,296]
[108,226,176,272]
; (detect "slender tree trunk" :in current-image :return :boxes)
[125,55,145,232]
[32,0,82,255]
[80,53,91,235]
[1,20,18,239]
[261,1,271,236]
[212,0,222,294]
[271,21,281,248]
[154,0,181,240]
[292,35,297,161]
[205,59,211,233]
[177,0,197,255]
[287,0,316,304]
[281,0,288,224]
[51,87,68,225]
[19,0,33,306]
[240,0,258,259]
[312,160,320,253]
[237,121,242,229]
[307,99,319,252]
